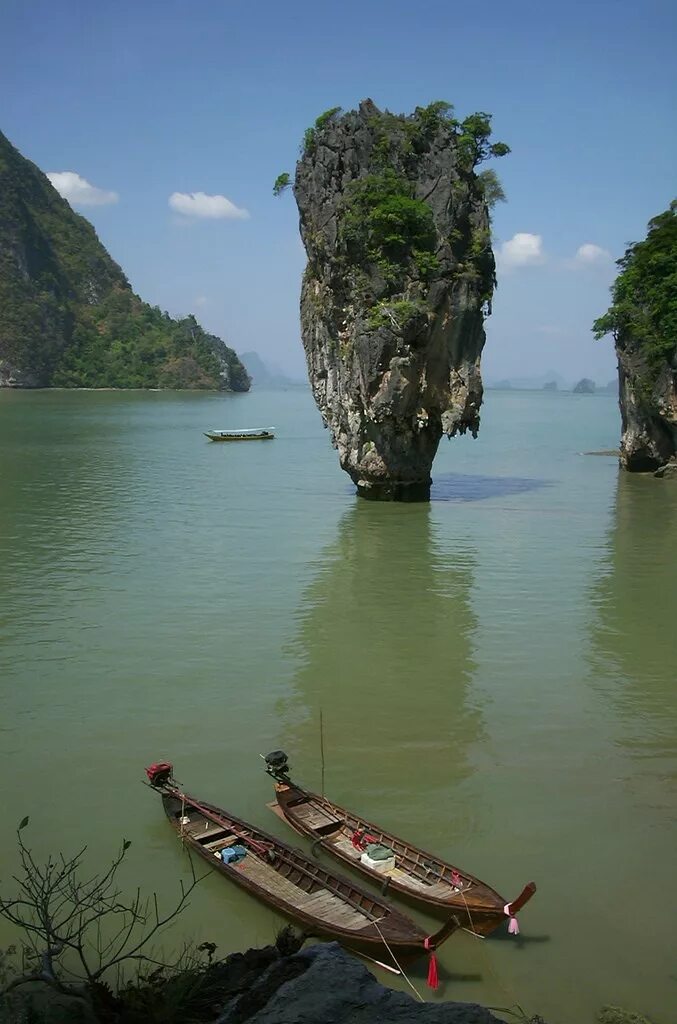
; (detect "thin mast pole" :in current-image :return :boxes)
[320,708,326,798]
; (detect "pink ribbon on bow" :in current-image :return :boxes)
[503,903,520,935]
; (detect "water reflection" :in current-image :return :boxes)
[278,502,482,828]
[592,473,677,801]
[431,472,551,503]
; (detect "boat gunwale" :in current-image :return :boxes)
[274,783,506,915]
[160,789,435,950]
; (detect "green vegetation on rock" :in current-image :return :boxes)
[0,129,250,390]
[340,169,439,287]
[273,172,291,196]
[365,298,428,331]
[593,200,677,377]
[301,107,344,157]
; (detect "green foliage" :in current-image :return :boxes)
[302,127,316,154]
[341,169,437,284]
[413,100,459,135]
[366,299,426,331]
[412,249,440,279]
[593,200,677,374]
[457,112,510,169]
[0,130,250,390]
[273,172,291,197]
[315,106,342,130]
[301,108,343,157]
[477,169,507,208]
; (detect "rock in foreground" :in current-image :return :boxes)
[218,942,504,1024]
[290,100,507,500]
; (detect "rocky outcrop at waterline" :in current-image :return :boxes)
[217,942,506,1023]
[284,100,508,500]
[594,201,677,475]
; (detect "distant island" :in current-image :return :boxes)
[486,375,616,393]
[239,351,306,389]
[0,130,250,391]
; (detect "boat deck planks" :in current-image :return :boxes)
[263,762,535,935]
[147,764,459,961]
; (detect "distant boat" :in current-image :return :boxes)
[204,428,275,442]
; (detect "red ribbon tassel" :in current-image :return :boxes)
[424,937,439,990]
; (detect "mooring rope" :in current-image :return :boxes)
[372,920,424,1002]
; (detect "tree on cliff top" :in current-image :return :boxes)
[593,200,677,371]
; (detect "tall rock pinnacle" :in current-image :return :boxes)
[594,201,677,476]
[288,100,507,500]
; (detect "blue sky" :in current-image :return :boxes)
[2,0,675,382]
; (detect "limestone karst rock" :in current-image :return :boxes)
[0,129,250,390]
[291,100,506,500]
[594,201,677,474]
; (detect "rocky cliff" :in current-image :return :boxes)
[289,100,507,499]
[594,201,677,474]
[0,129,250,391]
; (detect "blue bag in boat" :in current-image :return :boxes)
[220,844,247,865]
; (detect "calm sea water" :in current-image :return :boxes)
[0,387,675,1023]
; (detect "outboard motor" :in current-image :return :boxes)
[145,761,174,789]
[264,750,290,782]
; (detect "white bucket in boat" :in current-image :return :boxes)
[360,851,396,873]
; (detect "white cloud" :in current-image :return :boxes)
[47,171,118,207]
[194,295,208,307]
[571,243,612,267]
[497,232,545,270]
[168,191,249,220]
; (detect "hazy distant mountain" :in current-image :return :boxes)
[240,351,306,388]
[487,371,566,390]
[573,377,596,394]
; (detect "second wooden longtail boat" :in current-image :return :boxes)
[263,751,536,937]
[145,762,457,985]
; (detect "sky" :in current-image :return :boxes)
[2,0,675,384]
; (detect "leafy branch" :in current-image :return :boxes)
[0,818,204,1003]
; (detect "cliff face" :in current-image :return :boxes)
[617,347,676,473]
[0,129,250,391]
[293,100,505,500]
[594,201,677,474]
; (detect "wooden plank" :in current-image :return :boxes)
[186,823,228,841]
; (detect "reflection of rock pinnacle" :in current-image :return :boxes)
[279,504,481,794]
[294,101,502,500]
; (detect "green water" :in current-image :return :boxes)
[0,388,675,1023]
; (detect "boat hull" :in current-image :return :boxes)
[155,788,456,963]
[205,431,274,441]
[271,782,534,937]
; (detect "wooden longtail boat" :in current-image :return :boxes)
[263,752,536,937]
[204,428,274,441]
[145,762,457,979]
